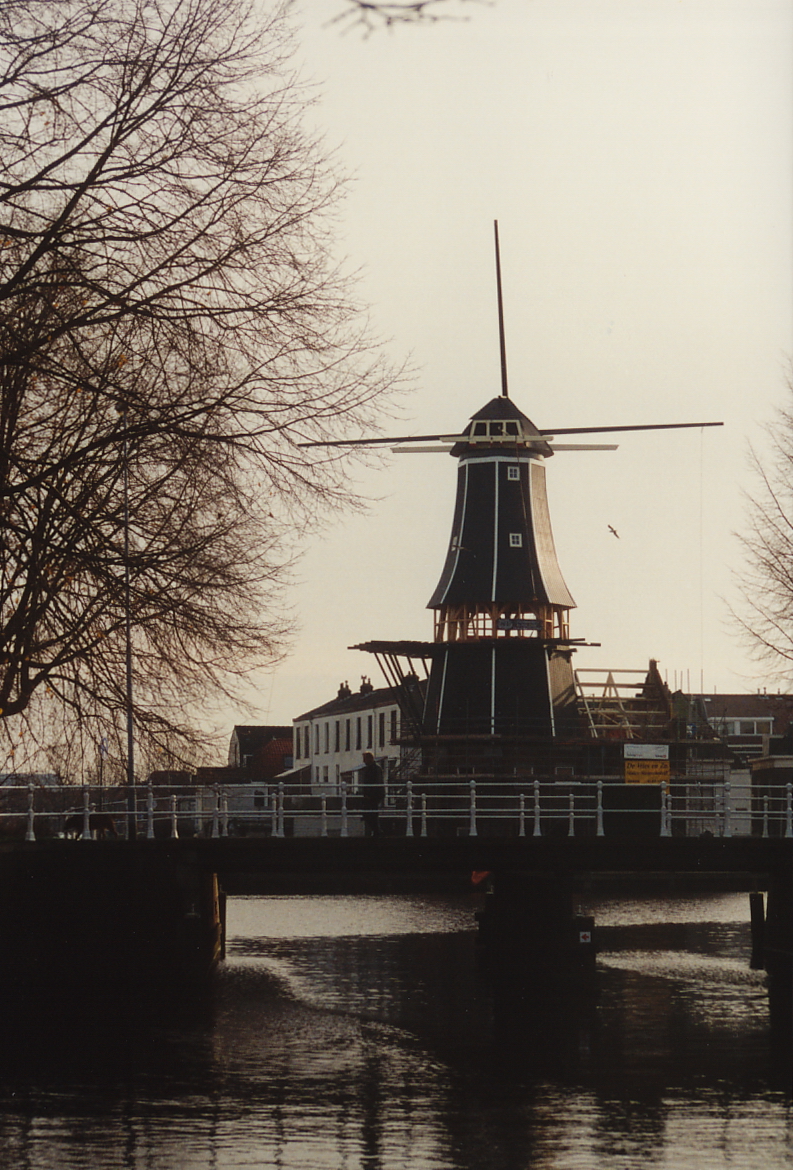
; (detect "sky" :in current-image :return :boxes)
[234,0,793,737]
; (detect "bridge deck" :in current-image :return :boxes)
[3,834,791,886]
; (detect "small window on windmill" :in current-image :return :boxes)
[507,466,520,481]
[473,422,487,436]
[490,421,504,436]
[505,421,519,436]
[509,533,523,547]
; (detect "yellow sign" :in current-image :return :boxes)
[624,759,670,785]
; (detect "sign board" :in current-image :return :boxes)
[624,743,670,785]
[624,759,670,784]
[624,744,669,760]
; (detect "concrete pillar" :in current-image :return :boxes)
[474,870,595,986]
[764,865,793,1047]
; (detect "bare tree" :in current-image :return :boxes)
[735,378,793,683]
[0,0,401,771]
[329,0,482,33]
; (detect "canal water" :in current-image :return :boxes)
[0,891,790,1168]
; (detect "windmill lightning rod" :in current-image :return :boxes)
[494,220,509,399]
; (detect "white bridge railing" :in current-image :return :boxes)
[2,777,793,841]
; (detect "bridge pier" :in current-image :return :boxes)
[750,890,766,969]
[475,870,595,986]
[763,864,793,1047]
[0,846,223,1013]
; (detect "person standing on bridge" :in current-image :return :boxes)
[360,752,385,837]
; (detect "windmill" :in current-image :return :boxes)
[299,224,722,770]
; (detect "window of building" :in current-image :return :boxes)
[294,729,300,760]
[335,721,340,752]
[345,719,351,751]
[323,765,329,784]
[379,711,385,749]
[729,719,773,736]
[315,724,320,754]
[366,715,373,749]
[243,754,253,769]
[509,533,523,548]
[356,717,362,751]
[304,725,310,758]
[390,709,397,743]
[507,465,520,480]
[324,722,329,753]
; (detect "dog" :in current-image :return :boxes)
[63,812,118,839]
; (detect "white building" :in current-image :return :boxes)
[293,679,415,795]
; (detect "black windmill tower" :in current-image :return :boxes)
[302,224,721,773]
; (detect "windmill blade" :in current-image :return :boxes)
[297,420,723,449]
[391,444,455,454]
[296,433,467,448]
[549,442,622,451]
[539,421,723,437]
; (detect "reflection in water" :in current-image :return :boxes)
[0,892,789,1169]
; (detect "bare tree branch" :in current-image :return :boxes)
[733,372,793,686]
[327,0,485,34]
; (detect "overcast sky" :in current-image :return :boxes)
[238,0,793,733]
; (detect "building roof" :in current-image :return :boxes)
[295,684,405,723]
[232,725,292,750]
[699,694,793,723]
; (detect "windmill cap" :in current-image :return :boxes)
[451,396,552,456]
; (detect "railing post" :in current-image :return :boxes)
[194,788,203,839]
[340,781,348,838]
[722,780,732,838]
[25,783,36,842]
[170,794,179,839]
[469,780,478,838]
[567,790,575,837]
[82,784,93,840]
[786,782,793,839]
[660,784,670,837]
[146,783,155,839]
[405,781,414,837]
[321,794,328,838]
[420,793,428,837]
[762,794,769,839]
[518,793,526,837]
[221,792,229,837]
[277,782,285,838]
[596,780,604,837]
[211,784,220,838]
[533,779,541,837]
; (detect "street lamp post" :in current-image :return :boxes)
[122,406,136,839]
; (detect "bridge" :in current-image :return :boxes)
[1,780,791,1034]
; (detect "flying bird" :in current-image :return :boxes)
[608,525,620,539]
